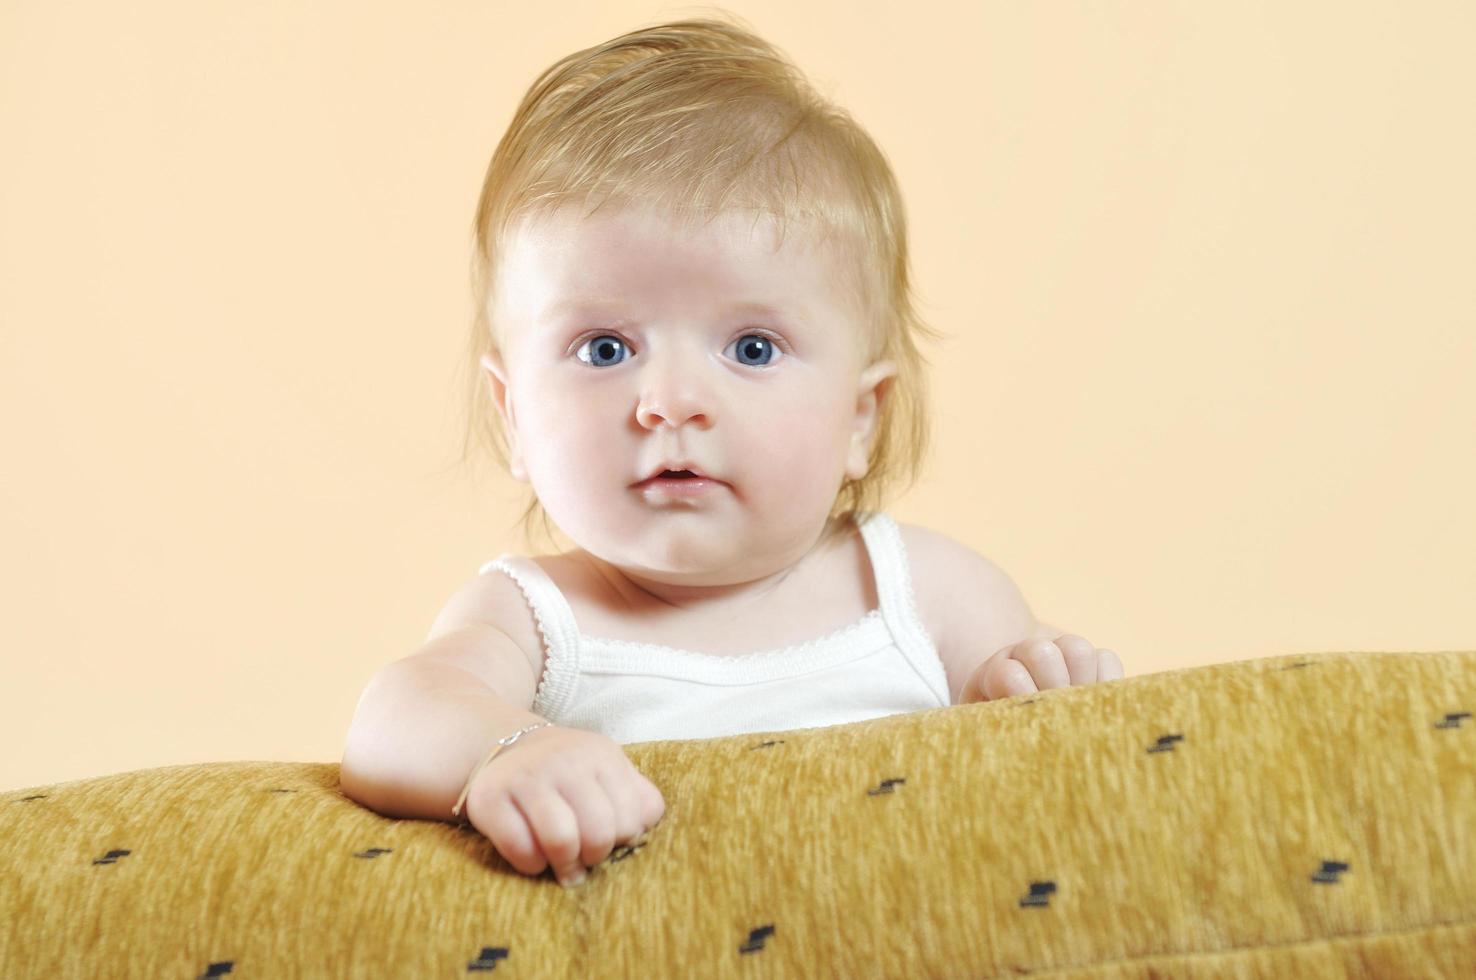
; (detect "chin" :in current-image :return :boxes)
[630,537,731,578]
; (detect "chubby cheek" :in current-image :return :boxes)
[735,388,853,516]
[512,377,631,498]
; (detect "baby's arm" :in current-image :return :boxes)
[902,525,1121,704]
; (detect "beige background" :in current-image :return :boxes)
[2,1,1472,793]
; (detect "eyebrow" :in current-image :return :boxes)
[543,299,800,322]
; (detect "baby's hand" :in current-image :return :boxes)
[961,634,1123,704]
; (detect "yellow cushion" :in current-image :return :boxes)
[4,650,1475,976]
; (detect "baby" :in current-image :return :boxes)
[341,16,1123,888]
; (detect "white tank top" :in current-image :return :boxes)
[476,511,951,744]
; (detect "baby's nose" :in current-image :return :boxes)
[634,361,713,430]
[635,391,711,430]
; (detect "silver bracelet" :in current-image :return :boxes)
[450,720,555,823]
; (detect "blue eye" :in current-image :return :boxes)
[729,335,785,368]
[575,334,629,367]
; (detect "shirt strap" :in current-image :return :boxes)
[855,511,951,706]
[477,555,580,719]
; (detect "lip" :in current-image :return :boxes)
[634,475,725,499]
[637,461,715,484]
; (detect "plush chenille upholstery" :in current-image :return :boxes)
[3,650,1475,977]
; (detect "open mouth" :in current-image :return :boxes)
[636,467,723,497]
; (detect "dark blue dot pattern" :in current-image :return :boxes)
[1,650,1473,977]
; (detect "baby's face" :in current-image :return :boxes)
[484,203,893,586]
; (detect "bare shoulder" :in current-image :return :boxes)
[423,560,546,683]
[896,522,1039,704]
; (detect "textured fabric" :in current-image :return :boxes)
[5,650,1476,978]
[477,511,952,744]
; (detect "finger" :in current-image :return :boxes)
[508,780,586,886]
[1052,634,1099,685]
[481,793,548,878]
[1097,648,1125,681]
[968,649,1015,696]
[555,772,618,871]
[507,785,575,885]
[595,765,644,846]
[1011,638,1072,691]
[964,646,1014,702]
[638,774,667,829]
[982,655,1037,700]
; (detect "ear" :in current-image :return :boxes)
[845,359,898,481]
[479,351,528,482]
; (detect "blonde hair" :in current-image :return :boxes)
[456,12,939,550]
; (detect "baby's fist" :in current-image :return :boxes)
[961,634,1123,704]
